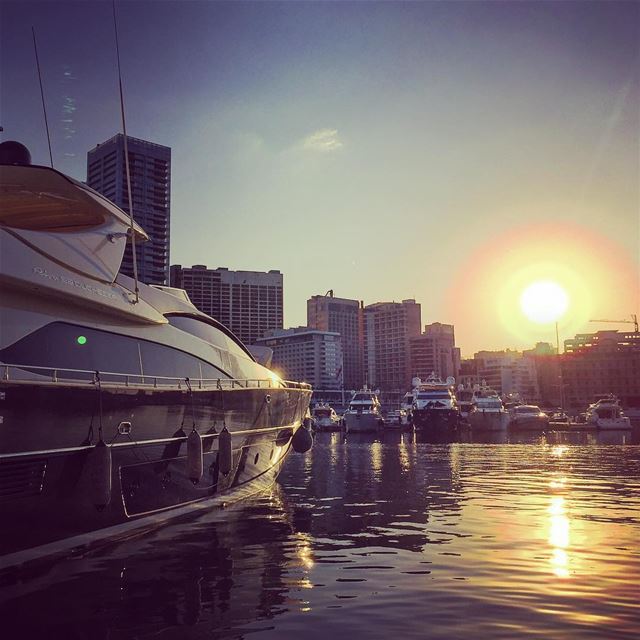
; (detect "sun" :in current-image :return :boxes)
[520,280,569,324]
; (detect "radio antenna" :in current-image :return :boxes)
[32,27,53,167]
[112,0,139,304]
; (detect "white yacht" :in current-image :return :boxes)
[586,397,631,430]
[0,142,312,561]
[410,374,460,433]
[468,385,509,431]
[343,388,383,433]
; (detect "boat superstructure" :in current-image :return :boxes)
[0,144,312,561]
[343,388,383,433]
[410,374,460,433]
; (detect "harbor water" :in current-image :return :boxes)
[2,429,639,638]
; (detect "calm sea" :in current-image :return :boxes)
[2,429,639,639]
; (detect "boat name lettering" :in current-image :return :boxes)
[32,267,118,299]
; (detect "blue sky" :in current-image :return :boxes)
[2,1,638,355]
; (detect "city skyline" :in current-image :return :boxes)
[2,1,638,357]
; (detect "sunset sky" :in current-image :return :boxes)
[2,1,638,356]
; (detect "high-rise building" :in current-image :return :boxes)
[170,264,283,345]
[364,299,421,391]
[409,322,461,382]
[307,292,364,390]
[87,134,171,285]
[473,349,539,401]
[255,327,343,390]
[561,330,640,409]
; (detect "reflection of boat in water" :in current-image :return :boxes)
[343,388,383,432]
[586,397,631,430]
[509,405,550,430]
[411,374,460,434]
[468,386,509,432]
[312,404,342,431]
[0,142,312,561]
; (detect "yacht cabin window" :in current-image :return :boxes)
[0,322,230,382]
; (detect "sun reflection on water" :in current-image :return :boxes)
[548,495,571,578]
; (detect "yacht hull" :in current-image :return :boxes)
[0,381,311,559]
[469,410,509,432]
[344,412,381,433]
[412,408,460,434]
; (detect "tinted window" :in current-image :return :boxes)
[0,322,229,382]
[167,315,252,360]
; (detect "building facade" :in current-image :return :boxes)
[561,330,640,409]
[472,349,539,401]
[87,134,171,285]
[364,299,421,391]
[255,327,343,390]
[169,264,283,346]
[409,322,461,382]
[307,292,364,390]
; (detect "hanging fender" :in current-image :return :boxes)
[89,439,112,511]
[218,426,233,476]
[292,424,313,454]
[187,428,204,484]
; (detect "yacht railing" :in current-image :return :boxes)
[0,363,312,391]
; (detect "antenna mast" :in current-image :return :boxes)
[112,0,139,304]
[32,27,53,167]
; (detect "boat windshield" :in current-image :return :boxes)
[353,393,374,401]
[417,392,450,399]
[457,390,473,401]
[314,409,331,417]
[350,403,372,411]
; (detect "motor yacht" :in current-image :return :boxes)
[0,142,312,562]
[410,374,460,434]
[468,385,509,431]
[343,388,383,433]
[586,397,631,430]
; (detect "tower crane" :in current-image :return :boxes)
[589,314,639,333]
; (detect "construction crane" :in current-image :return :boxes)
[589,314,639,333]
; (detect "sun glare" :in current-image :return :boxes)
[520,280,569,324]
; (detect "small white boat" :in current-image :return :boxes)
[312,405,342,431]
[509,405,550,430]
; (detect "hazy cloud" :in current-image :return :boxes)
[302,128,343,153]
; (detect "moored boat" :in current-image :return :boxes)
[509,405,549,430]
[586,397,631,430]
[410,374,460,434]
[468,386,509,432]
[312,404,342,431]
[343,388,383,433]
[0,142,312,562]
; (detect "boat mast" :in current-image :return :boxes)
[112,0,139,303]
[31,27,53,168]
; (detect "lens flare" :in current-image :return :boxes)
[520,281,569,324]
